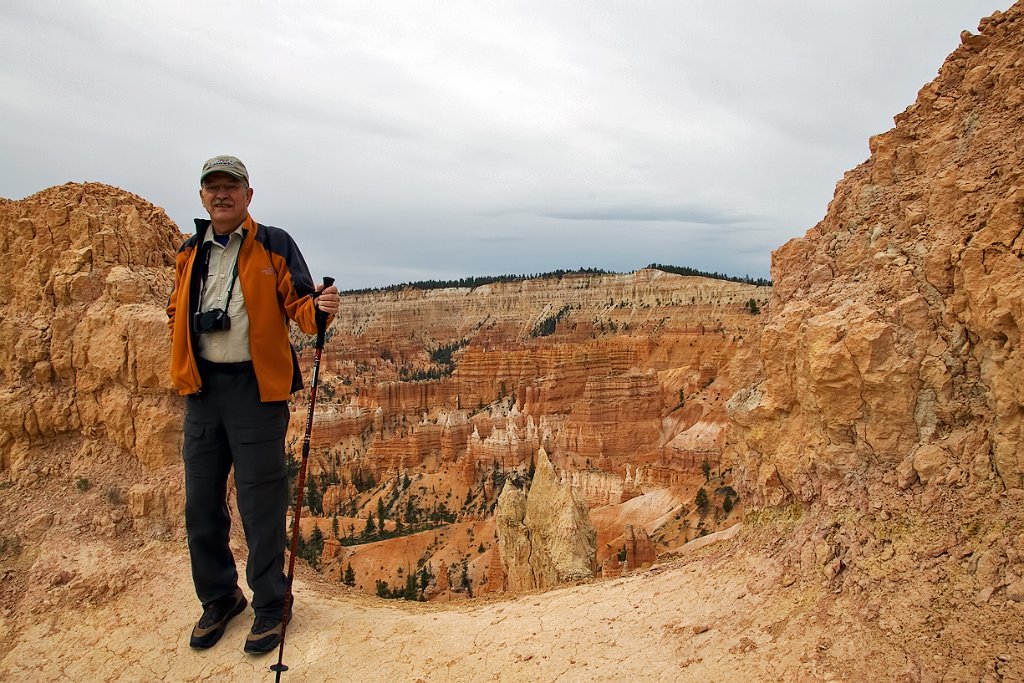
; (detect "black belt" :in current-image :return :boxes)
[198,358,254,374]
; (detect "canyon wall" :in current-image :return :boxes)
[301,267,766,594]
[308,268,767,484]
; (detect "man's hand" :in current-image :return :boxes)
[314,283,340,315]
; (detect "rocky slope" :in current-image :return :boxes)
[724,5,1024,679]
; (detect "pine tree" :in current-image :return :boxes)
[343,563,356,586]
[305,476,321,515]
[419,567,430,591]
[364,512,376,536]
[695,488,710,518]
[405,572,418,600]
[305,525,325,569]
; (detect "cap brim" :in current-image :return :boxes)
[200,169,247,182]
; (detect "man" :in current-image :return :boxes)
[166,155,340,654]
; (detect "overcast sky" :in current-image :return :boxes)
[1,1,1013,290]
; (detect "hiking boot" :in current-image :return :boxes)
[190,587,247,649]
[244,614,285,654]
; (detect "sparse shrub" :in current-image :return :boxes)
[75,478,91,492]
[0,534,21,557]
[106,486,125,505]
[531,305,571,337]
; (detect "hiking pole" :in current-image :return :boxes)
[271,276,334,680]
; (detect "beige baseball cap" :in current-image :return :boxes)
[200,155,249,184]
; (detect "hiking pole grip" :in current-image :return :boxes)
[315,276,334,350]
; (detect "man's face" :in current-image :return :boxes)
[200,172,253,229]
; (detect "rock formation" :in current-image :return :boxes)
[482,545,506,593]
[0,183,184,533]
[288,259,762,597]
[305,267,767,485]
[494,481,533,590]
[495,448,596,590]
[729,9,1024,505]
[622,524,656,571]
[723,6,1024,680]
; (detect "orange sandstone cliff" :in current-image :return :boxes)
[724,7,1024,679]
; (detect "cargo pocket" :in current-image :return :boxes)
[181,420,229,479]
[234,424,287,483]
[182,421,205,463]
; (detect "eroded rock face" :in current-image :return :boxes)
[709,15,1024,678]
[0,183,183,523]
[303,269,768,497]
[495,482,532,590]
[496,448,596,590]
[728,8,1024,505]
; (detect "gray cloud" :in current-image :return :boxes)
[0,0,1012,290]
[535,206,759,225]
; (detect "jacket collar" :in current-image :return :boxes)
[193,214,257,243]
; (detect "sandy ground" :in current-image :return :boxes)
[0,527,937,683]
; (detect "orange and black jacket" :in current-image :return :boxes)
[167,214,327,402]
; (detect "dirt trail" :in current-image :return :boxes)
[1,528,925,683]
